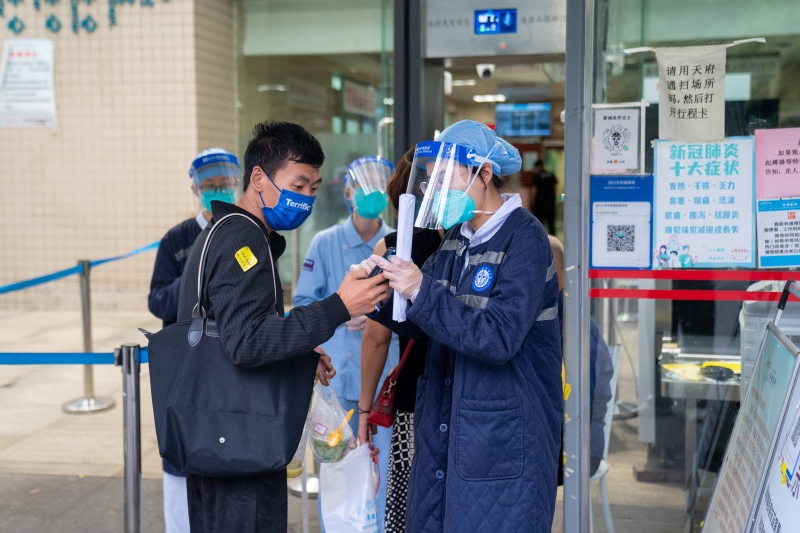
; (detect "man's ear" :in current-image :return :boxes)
[191,184,199,197]
[249,166,266,192]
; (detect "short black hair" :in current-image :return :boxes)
[534,160,544,168]
[242,121,325,191]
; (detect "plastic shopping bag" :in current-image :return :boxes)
[320,443,379,533]
[286,418,308,478]
[306,381,356,463]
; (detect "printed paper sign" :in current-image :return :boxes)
[755,127,800,200]
[0,38,57,128]
[757,199,800,268]
[654,138,755,268]
[592,108,640,173]
[654,45,726,142]
[589,175,653,269]
[625,39,765,142]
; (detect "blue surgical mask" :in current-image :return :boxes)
[259,176,315,231]
[432,190,475,230]
[353,189,388,220]
[201,188,235,211]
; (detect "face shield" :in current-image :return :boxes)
[406,141,493,230]
[345,156,394,219]
[189,152,240,211]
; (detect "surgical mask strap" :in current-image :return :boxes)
[258,171,282,208]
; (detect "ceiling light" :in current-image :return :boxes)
[257,84,286,92]
[473,94,506,103]
[383,97,394,106]
[452,79,477,87]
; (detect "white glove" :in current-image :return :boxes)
[370,255,423,301]
[344,315,368,331]
[349,256,379,274]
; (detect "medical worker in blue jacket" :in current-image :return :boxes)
[148,148,240,533]
[293,156,399,533]
[362,121,563,533]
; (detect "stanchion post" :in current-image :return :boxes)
[63,260,115,413]
[116,344,142,533]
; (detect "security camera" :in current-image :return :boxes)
[476,64,495,81]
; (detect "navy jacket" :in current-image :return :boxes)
[372,207,562,533]
[148,217,204,327]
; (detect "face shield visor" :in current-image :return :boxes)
[406,141,493,230]
[189,152,241,211]
[344,156,394,219]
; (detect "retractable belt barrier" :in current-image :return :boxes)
[0,241,159,295]
[0,345,147,533]
[1,243,158,533]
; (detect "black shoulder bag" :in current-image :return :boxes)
[143,213,319,477]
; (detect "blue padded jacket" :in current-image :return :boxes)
[372,207,562,533]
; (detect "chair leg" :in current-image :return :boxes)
[589,482,594,533]
[600,476,615,533]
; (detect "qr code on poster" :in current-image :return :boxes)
[606,225,635,252]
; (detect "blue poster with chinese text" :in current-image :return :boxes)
[653,138,756,268]
[590,175,654,269]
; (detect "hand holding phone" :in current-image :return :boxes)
[368,247,396,278]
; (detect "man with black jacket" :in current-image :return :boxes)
[148,148,240,533]
[176,121,390,533]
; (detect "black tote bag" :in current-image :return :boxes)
[143,213,318,477]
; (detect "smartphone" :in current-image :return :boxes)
[368,247,396,278]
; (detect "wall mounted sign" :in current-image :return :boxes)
[425,0,565,58]
[342,80,375,118]
[0,38,57,128]
[653,138,755,268]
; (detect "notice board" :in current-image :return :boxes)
[703,322,800,533]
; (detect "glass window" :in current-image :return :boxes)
[579,0,800,531]
[236,0,394,292]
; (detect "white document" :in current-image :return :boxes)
[0,38,57,128]
[591,202,651,268]
[592,108,640,173]
[392,194,415,322]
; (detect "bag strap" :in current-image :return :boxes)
[192,213,277,320]
[392,339,415,378]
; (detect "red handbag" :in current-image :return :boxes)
[367,339,415,428]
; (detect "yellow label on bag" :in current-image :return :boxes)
[235,246,258,272]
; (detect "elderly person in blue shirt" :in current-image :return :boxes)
[293,156,399,533]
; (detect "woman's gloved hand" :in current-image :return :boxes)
[370,255,423,301]
[344,315,368,331]
[349,256,378,275]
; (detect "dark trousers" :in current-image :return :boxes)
[186,470,287,533]
[535,209,556,235]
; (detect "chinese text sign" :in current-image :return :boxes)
[0,39,57,128]
[654,138,755,268]
[592,108,640,173]
[755,128,800,199]
[590,175,653,269]
[655,45,726,142]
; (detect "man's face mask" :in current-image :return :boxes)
[259,173,315,231]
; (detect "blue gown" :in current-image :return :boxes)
[371,207,562,533]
